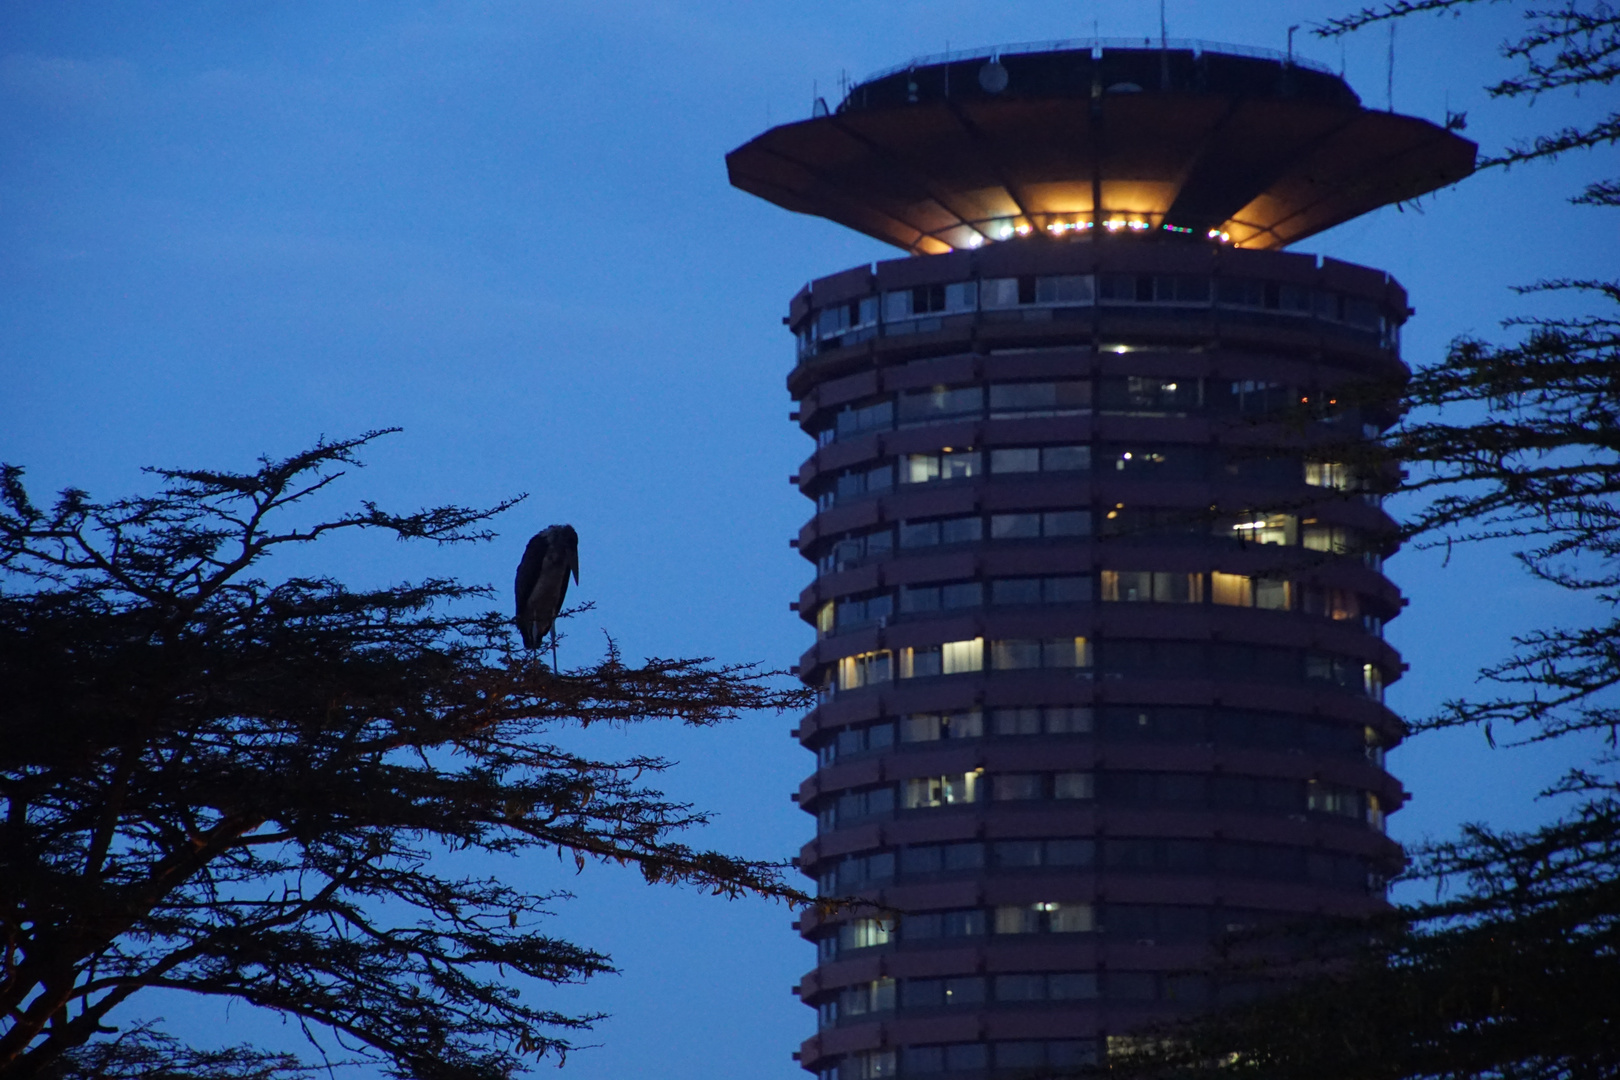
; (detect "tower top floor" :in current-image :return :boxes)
[727,40,1475,254]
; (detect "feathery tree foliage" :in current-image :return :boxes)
[0,431,811,1080]
[1104,4,1620,1079]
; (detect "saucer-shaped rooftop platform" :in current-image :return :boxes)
[727,40,1476,253]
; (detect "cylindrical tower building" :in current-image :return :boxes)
[727,41,1474,1080]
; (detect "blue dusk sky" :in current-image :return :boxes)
[1,2,1613,1077]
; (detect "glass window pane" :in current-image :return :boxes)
[991,447,1040,473]
[1043,511,1089,536]
[994,1042,1044,1068]
[1042,445,1091,471]
[993,707,1041,735]
[1255,578,1291,610]
[1046,706,1093,733]
[991,513,1041,539]
[940,516,982,543]
[941,638,984,674]
[1049,973,1099,1000]
[1046,839,1096,866]
[991,639,1042,669]
[994,905,1041,934]
[903,453,940,484]
[1211,572,1252,607]
[994,974,1046,1001]
[941,450,979,480]
[1049,903,1095,932]
[991,578,1042,605]
[902,713,943,742]
[899,520,940,547]
[1045,575,1089,602]
[1054,772,1094,799]
[901,586,941,613]
[943,977,985,1005]
[981,277,1020,308]
[903,979,944,1008]
[944,281,977,312]
[993,774,1043,801]
[943,842,984,870]
[993,840,1043,866]
[989,383,1056,411]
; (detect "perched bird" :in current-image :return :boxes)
[514,525,579,656]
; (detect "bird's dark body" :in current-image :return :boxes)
[514,524,579,650]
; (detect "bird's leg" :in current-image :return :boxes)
[551,629,558,672]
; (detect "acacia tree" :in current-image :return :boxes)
[1104,4,1620,1079]
[0,431,811,1080]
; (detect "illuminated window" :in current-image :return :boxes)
[1227,512,1297,545]
[1211,572,1252,607]
[1305,460,1360,490]
[1103,570,1203,603]
[1307,781,1363,819]
[901,449,979,483]
[900,638,984,677]
[836,650,892,690]
[815,602,833,637]
[900,710,984,742]
[1364,663,1384,701]
[942,638,983,673]
[1254,578,1291,610]
[1304,524,1359,554]
[905,771,982,808]
[995,902,1093,934]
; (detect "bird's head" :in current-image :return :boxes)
[558,523,580,583]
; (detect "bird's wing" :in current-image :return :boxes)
[514,532,550,618]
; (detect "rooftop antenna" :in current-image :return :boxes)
[1287,24,1299,66]
[1386,22,1396,110]
[1159,0,1170,88]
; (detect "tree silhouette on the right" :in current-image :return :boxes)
[1104,5,1620,1079]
